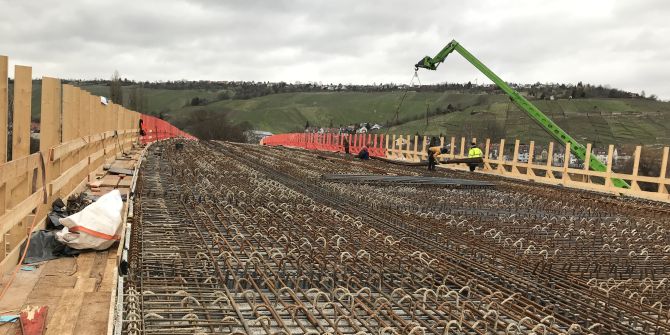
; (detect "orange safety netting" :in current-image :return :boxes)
[262,133,386,157]
[140,114,197,144]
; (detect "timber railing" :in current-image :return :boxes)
[0,55,193,273]
[262,132,670,203]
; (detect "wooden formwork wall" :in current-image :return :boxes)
[263,131,669,203]
[0,55,141,274]
[386,134,670,203]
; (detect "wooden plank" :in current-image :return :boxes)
[99,175,120,188]
[0,266,44,311]
[0,55,7,163]
[49,158,87,196]
[0,153,41,185]
[0,189,43,237]
[44,290,85,335]
[72,292,110,335]
[73,277,97,292]
[98,258,118,293]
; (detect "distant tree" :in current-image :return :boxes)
[182,109,251,142]
[640,90,646,98]
[217,91,231,100]
[305,120,310,129]
[128,86,148,113]
[191,97,200,106]
[649,94,658,101]
[110,70,123,104]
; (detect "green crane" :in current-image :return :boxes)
[415,39,629,188]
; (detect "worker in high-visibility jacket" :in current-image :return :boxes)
[467,142,483,172]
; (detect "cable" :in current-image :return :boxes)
[0,152,48,303]
[386,71,422,136]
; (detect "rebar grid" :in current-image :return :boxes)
[122,140,670,335]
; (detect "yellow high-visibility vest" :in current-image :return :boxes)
[468,147,483,158]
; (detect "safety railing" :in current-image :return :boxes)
[0,54,193,274]
[262,132,670,203]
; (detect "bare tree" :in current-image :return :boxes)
[110,70,123,104]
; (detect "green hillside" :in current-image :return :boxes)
[71,84,670,145]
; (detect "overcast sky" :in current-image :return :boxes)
[1,0,668,99]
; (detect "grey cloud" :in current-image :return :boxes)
[0,0,668,99]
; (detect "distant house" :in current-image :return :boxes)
[245,130,273,143]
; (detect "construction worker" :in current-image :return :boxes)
[343,137,350,154]
[467,141,483,172]
[139,119,146,136]
[427,145,440,171]
[357,144,370,160]
[426,137,441,171]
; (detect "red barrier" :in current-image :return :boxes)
[140,114,197,144]
[262,132,386,158]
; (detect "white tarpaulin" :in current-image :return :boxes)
[56,190,123,250]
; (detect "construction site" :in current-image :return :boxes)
[1,25,670,335]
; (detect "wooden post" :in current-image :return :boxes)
[511,139,520,174]
[421,136,428,161]
[630,146,641,191]
[385,134,390,158]
[439,136,445,148]
[88,94,97,179]
[40,77,62,201]
[459,137,465,159]
[75,89,88,186]
[63,86,81,193]
[6,65,32,257]
[405,135,411,160]
[450,137,455,159]
[498,139,505,173]
[413,135,419,161]
[562,142,571,185]
[12,66,32,160]
[527,141,535,177]
[659,147,668,194]
[0,55,7,163]
[0,56,7,219]
[546,142,554,179]
[604,144,614,188]
[484,138,491,171]
[583,143,592,183]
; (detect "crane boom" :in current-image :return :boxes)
[416,39,629,188]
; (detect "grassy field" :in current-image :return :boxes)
[70,85,670,145]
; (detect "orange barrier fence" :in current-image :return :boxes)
[140,114,196,144]
[262,133,387,157]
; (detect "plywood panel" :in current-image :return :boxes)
[0,55,7,163]
[12,65,32,159]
